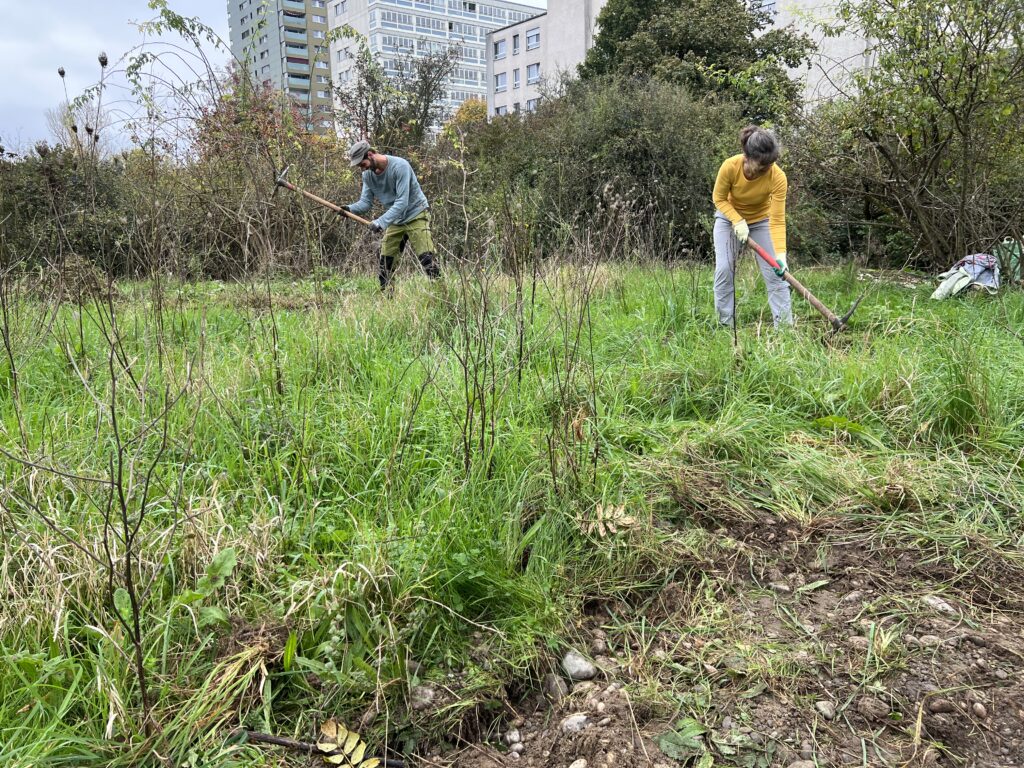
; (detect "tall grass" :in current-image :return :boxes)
[2,260,1022,765]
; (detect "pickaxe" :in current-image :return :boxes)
[274,165,373,227]
[746,235,863,333]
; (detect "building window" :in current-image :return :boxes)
[526,98,539,111]
[259,50,269,59]
[239,1,247,10]
[258,34,268,44]
[512,33,519,55]
[462,1,477,12]
[513,102,520,112]
[241,29,250,39]
[512,68,520,88]
[316,90,330,98]
[526,27,540,50]
[493,39,506,59]
[317,58,329,68]
[316,74,329,83]
[526,62,540,84]
[495,105,507,116]
[312,15,327,23]
[494,72,507,92]
[312,0,326,6]
[334,0,347,16]
[312,29,326,38]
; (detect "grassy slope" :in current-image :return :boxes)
[1,262,1022,766]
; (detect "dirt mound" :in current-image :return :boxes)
[433,508,1024,768]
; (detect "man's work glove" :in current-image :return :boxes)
[773,251,788,278]
[337,205,351,214]
[732,219,749,243]
[369,222,384,234]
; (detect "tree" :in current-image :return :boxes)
[797,0,1024,268]
[579,0,814,121]
[334,38,459,153]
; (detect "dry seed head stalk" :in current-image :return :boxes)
[58,66,66,78]
[98,51,108,68]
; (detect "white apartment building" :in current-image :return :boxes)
[328,0,541,116]
[486,0,606,116]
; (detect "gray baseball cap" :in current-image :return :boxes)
[348,139,371,167]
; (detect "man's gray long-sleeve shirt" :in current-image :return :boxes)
[347,155,429,229]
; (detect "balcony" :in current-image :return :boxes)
[283,13,307,27]
[287,61,311,73]
[288,75,312,88]
[285,43,308,54]
[284,29,307,42]
[283,0,306,11]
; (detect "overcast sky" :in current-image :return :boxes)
[0,0,547,151]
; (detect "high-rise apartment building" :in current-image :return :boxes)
[486,0,605,116]
[329,0,542,116]
[228,0,335,130]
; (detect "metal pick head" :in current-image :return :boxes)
[275,164,292,186]
[838,293,866,328]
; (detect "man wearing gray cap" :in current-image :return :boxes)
[341,139,439,291]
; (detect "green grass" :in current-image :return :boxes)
[1,261,1023,766]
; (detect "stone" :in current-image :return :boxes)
[505,729,521,745]
[788,762,817,768]
[927,698,956,714]
[561,714,590,734]
[405,658,424,676]
[510,742,525,754]
[562,651,598,681]
[856,696,890,721]
[410,685,436,711]
[973,702,988,719]
[922,594,957,615]
[568,760,588,768]
[543,673,569,703]
[815,701,836,720]
[770,582,792,594]
[589,637,608,655]
[918,635,942,647]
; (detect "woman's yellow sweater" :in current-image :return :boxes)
[713,154,788,254]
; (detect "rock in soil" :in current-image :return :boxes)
[561,714,589,734]
[815,700,836,720]
[410,684,436,711]
[562,651,598,681]
[927,698,956,714]
[543,673,569,703]
[568,760,588,768]
[856,696,890,721]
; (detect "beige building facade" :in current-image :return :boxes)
[486,0,607,116]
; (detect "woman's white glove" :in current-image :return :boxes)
[732,219,749,243]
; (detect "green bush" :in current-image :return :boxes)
[458,77,741,260]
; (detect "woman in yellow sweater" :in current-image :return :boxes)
[712,125,792,327]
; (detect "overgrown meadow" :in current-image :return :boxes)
[2,257,1023,766]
